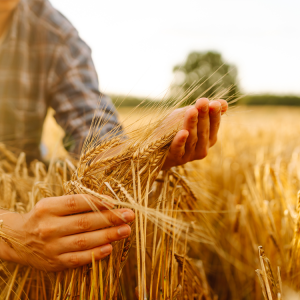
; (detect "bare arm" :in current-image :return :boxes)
[0,210,24,263]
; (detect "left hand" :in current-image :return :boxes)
[162,98,228,169]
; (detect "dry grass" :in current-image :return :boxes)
[1,104,300,299]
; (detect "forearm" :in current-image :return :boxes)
[0,238,21,263]
[0,237,12,261]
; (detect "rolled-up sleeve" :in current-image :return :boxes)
[47,31,123,154]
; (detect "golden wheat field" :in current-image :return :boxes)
[1,105,300,299]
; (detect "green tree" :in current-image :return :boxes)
[171,51,239,104]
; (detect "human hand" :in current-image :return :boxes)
[162,98,228,169]
[1,194,134,271]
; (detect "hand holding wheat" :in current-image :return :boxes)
[0,194,135,271]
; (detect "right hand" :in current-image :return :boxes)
[3,194,134,271]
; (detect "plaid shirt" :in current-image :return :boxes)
[0,0,122,161]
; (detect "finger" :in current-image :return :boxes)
[43,194,114,216]
[59,244,112,269]
[182,107,198,161]
[209,101,221,147]
[215,99,228,115]
[163,130,189,169]
[58,224,131,254]
[194,98,210,159]
[58,208,135,236]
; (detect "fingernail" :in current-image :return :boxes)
[201,105,209,112]
[212,104,221,114]
[122,211,134,222]
[100,244,112,255]
[118,225,130,237]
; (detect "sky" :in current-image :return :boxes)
[51,0,300,98]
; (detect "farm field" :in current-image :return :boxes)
[1,105,300,299]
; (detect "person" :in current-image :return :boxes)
[0,0,228,271]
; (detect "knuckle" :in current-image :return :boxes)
[77,215,91,231]
[105,230,116,243]
[178,150,185,158]
[107,212,117,226]
[75,236,88,250]
[191,137,198,148]
[190,117,198,124]
[65,195,78,211]
[37,224,54,240]
[68,254,80,268]
[198,129,209,140]
[198,113,208,120]
[34,200,48,217]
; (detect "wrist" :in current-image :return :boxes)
[0,238,19,262]
[0,210,28,264]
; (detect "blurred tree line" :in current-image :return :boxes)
[170,51,238,104]
[239,95,300,106]
[111,50,300,107]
